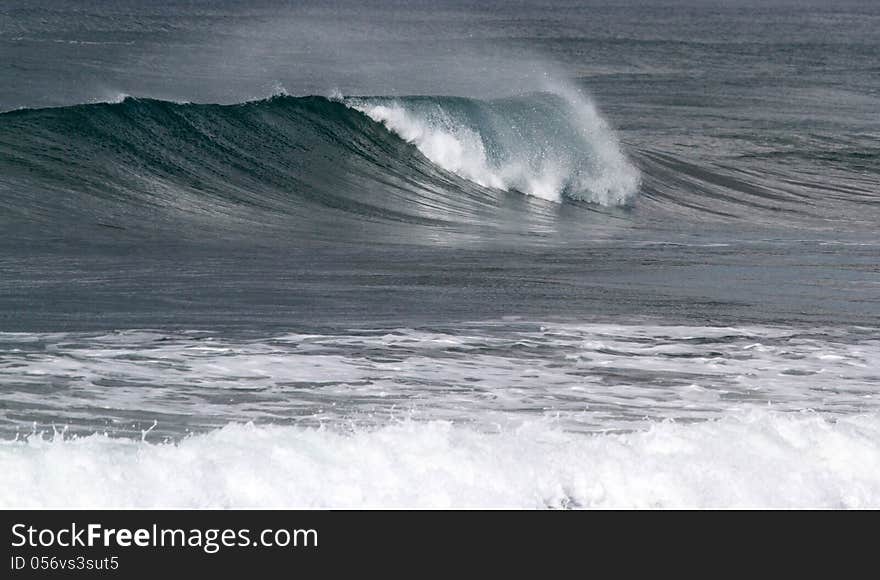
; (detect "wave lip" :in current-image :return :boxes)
[3,411,878,508]
[348,87,640,206]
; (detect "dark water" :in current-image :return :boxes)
[1,0,878,440]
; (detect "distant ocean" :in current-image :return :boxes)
[1,0,879,508]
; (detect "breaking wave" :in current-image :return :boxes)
[347,86,639,204]
[3,411,879,508]
[0,90,637,239]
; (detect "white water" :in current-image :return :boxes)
[2,321,878,508]
[348,88,640,205]
[3,411,879,508]
[2,323,878,434]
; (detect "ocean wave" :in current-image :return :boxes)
[0,92,636,238]
[0,411,877,508]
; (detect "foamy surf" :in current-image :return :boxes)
[3,411,879,509]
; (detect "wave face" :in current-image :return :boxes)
[0,95,471,236]
[4,411,879,508]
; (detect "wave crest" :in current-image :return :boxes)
[349,88,640,205]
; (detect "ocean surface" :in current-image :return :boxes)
[1,0,879,508]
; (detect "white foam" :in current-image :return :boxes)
[348,88,640,205]
[91,92,130,105]
[353,102,511,192]
[3,411,879,508]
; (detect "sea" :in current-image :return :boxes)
[1,0,879,508]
